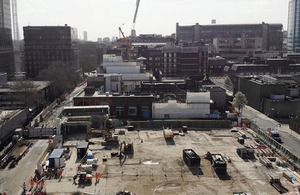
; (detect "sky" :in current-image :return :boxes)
[17,0,289,42]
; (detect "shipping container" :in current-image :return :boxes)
[183,149,200,167]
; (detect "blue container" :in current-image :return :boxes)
[143,110,151,119]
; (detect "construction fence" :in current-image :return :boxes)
[128,120,231,130]
[250,122,300,170]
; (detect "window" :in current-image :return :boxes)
[116,107,124,116]
[111,76,119,82]
[128,107,137,116]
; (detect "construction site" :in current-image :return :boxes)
[2,125,297,195]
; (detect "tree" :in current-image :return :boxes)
[36,61,82,100]
[232,91,248,113]
[79,48,98,73]
[11,78,38,108]
[224,76,233,88]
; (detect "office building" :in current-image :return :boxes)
[23,25,78,78]
[288,0,300,52]
[0,0,14,77]
[162,42,208,79]
[176,22,283,54]
[83,31,87,42]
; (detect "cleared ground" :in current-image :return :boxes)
[42,128,300,195]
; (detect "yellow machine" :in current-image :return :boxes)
[74,172,93,183]
[86,129,119,142]
[101,130,119,142]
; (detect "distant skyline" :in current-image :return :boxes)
[18,0,289,41]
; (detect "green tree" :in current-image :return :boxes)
[232,91,248,113]
[224,76,233,88]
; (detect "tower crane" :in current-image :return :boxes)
[131,0,140,37]
[119,27,131,61]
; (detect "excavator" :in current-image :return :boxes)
[118,141,134,164]
[120,141,134,153]
[102,130,119,142]
[86,128,119,142]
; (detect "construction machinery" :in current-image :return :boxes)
[101,130,119,142]
[118,27,131,61]
[120,141,134,154]
[131,0,141,37]
[163,127,174,139]
[86,128,119,142]
[74,172,93,183]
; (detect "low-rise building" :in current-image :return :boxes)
[236,74,300,118]
[152,92,210,119]
[0,73,51,108]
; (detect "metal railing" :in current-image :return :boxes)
[250,122,300,170]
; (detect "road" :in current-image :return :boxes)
[211,77,300,158]
[0,140,48,194]
[242,106,300,158]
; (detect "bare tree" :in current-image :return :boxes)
[36,61,82,100]
[79,48,98,73]
[11,78,39,108]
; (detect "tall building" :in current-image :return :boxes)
[176,22,283,52]
[0,0,15,77]
[23,25,78,78]
[288,0,300,53]
[83,31,87,42]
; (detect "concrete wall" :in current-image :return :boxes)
[0,108,28,144]
[152,100,210,119]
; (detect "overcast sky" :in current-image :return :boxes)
[18,0,289,41]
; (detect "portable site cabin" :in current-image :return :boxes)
[48,149,65,168]
[77,142,89,159]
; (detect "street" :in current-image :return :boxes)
[0,140,48,194]
[242,105,300,158]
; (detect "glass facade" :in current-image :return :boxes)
[0,0,14,77]
[287,0,300,52]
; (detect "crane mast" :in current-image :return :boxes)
[11,0,21,77]
[131,0,140,37]
[119,27,131,61]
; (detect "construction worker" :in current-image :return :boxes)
[58,169,63,179]
[22,182,26,192]
[95,172,98,181]
[30,178,34,189]
[36,178,38,184]
[3,192,6,195]
[98,172,100,181]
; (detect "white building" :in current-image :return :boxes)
[152,92,210,119]
[102,54,152,92]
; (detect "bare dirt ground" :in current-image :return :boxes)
[44,128,300,195]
